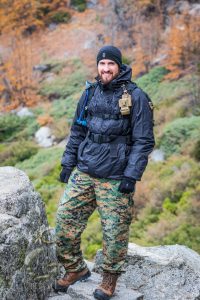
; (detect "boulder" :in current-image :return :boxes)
[49,261,143,300]
[87,0,98,9]
[35,126,55,147]
[94,243,200,300]
[33,64,52,73]
[1,167,200,300]
[150,148,165,162]
[0,167,57,300]
[16,107,34,118]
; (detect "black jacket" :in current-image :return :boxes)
[61,65,155,181]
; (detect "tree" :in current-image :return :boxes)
[0,0,72,111]
[0,0,42,34]
[0,0,42,111]
[133,16,162,77]
[165,12,200,80]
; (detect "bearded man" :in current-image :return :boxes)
[53,45,155,300]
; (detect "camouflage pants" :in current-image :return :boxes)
[55,167,134,274]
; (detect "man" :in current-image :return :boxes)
[53,45,155,300]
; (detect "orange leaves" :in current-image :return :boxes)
[0,0,73,112]
[0,0,70,34]
[0,35,40,112]
[0,0,41,34]
[0,0,45,111]
[132,7,200,80]
[133,18,162,78]
[37,114,53,126]
[165,13,200,80]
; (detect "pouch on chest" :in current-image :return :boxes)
[118,92,132,115]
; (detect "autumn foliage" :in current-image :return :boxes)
[132,4,200,79]
[0,1,40,111]
[0,0,200,110]
[0,34,42,111]
[0,0,71,112]
[165,13,200,80]
[37,114,53,126]
[133,17,162,77]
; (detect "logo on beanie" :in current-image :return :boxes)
[102,52,106,58]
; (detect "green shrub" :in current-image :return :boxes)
[163,197,177,214]
[49,96,77,120]
[15,147,63,181]
[39,58,68,74]
[122,56,132,65]
[129,206,161,241]
[159,116,200,157]
[0,140,38,166]
[0,114,24,142]
[51,117,70,142]
[0,114,39,142]
[162,224,200,253]
[135,68,191,104]
[50,11,71,24]
[191,140,200,161]
[18,118,39,139]
[71,0,86,12]
[40,68,86,99]
[135,66,169,99]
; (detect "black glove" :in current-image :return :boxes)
[118,177,136,194]
[59,167,71,183]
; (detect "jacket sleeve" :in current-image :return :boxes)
[61,91,88,171]
[124,88,155,181]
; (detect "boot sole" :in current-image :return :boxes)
[93,289,111,300]
[53,269,91,293]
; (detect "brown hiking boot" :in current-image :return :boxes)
[52,267,91,293]
[93,272,119,300]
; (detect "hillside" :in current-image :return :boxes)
[0,0,200,259]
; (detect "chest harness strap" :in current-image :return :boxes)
[88,132,132,145]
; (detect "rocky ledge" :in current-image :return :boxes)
[0,167,200,300]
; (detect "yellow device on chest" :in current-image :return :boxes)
[119,87,132,115]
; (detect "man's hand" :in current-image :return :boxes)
[118,177,136,194]
[59,167,71,183]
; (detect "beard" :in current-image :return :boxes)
[98,71,119,84]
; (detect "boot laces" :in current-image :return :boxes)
[101,273,118,290]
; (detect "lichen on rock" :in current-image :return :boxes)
[0,167,58,300]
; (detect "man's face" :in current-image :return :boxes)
[97,59,120,84]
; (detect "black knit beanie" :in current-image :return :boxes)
[97,45,122,67]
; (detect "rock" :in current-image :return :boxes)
[2,167,200,300]
[0,167,58,300]
[49,271,143,300]
[16,107,34,118]
[150,149,165,162]
[189,4,200,16]
[94,243,200,300]
[84,40,95,49]
[35,126,55,148]
[49,294,72,300]
[48,23,58,31]
[33,64,52,73]
[87,0,98,9]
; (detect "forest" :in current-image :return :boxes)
[0,0,200,259]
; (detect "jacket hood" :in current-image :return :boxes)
[96,64,132,90]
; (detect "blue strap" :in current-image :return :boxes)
[77,82,96,127]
